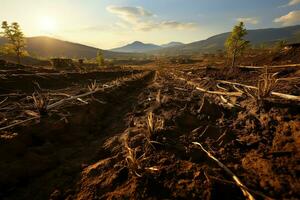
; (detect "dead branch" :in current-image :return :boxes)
[49,93,89,104]
[0,116,39,132]
[47,87,107,110]
[192,142,255,200]
[172,73,243,97]
[209,175,275,200]
[0,97,8,105]
[195,86,243,97]
[239,64,300,69]
[216,84,228,91]
[220,95,235,108]
[216,80,300,101]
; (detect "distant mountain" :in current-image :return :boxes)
[110,41,161,53]
[1,25,299,58]
[152,24,300,55]
[161,42,184,48]
[0,36,144,59]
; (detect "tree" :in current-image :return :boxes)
[225,22,249,68]
[273,40,287,52]
[96,50,105,67]
[1,21,26,64]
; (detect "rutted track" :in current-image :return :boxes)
[0,70,142,93]
[0,71,155,200]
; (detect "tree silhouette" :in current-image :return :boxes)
[96,50,105,67]
[1,21,26,64]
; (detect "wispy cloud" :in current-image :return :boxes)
[106,5,197,31]
[236,17,259,25]
[106,5,153,24]
[274,10,300,26]
[280,0,300,7]
[288,0,300,6]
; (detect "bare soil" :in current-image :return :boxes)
[0,60,299,200]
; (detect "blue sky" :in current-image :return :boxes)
[1,0,300,49]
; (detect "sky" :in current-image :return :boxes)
[1,0,300,49]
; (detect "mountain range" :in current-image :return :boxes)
[152,25,300,55]
[0,25,299,58]
[0,36,144,59]
[110,41,184,53]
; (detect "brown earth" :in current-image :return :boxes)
[0,57,299,200]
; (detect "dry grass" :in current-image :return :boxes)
[32,91,49,115]
[123,133,144,177]
[88,80,99,92]
[147,111,164,136]
[257,67,278,100]
[155,90,161,105]
[145,112,164,150]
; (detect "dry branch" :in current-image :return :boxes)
[192,142,255,200]
[0,97,8,105]
[209,175,275,200]
[0,116,39,132]
[216,80,300,101]
[239,64,300,69]
[173,74,243,97]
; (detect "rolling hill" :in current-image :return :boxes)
[0,36,144,59]
[111,41,185,53]
[152,24,300,55]
[161,42,184,48]
[110,41,161,53]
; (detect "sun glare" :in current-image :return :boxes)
[39,17,56,33]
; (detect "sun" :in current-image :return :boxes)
[39,17,56,33]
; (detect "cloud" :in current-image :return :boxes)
[288,0,300,6]
[160,21,197,29]
[280,0,300,7]
[106,5,197,31]
[106,6,153,24]
[137,21,197,31]
[274,10,300,26]
[236,17,259,25]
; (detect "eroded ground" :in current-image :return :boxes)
[0,63,299,200]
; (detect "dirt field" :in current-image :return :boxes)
[0,60,299,200]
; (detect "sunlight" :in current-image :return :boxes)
[39,16,56,33]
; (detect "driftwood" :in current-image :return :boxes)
[193,142,255,200]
